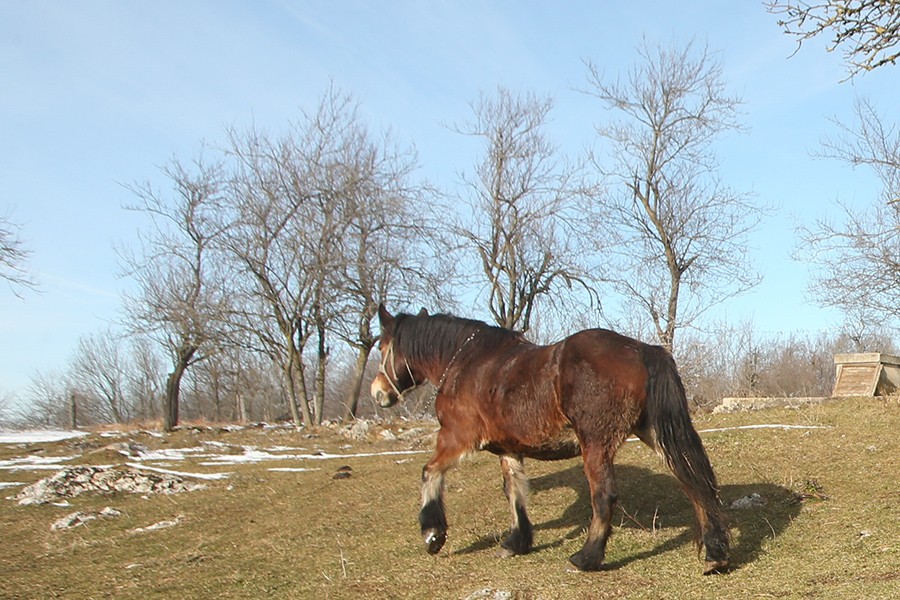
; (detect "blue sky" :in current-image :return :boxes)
[1,1,896,401]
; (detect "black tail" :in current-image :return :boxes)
[642,345,729,570]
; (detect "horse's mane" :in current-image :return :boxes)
[393,312,522,365]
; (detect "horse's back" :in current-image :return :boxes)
[459,328,652,458]
[555,329,651,441]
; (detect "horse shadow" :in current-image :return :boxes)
[456,463,801,571]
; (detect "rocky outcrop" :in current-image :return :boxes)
[15,465,205,505]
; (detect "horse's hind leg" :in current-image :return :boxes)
[569,445,617,571]
[635,421,729,574]
[497,454,533,558]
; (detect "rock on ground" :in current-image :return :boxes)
[15,466,206,505]
[51,507,122,531]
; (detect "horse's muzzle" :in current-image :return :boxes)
[376,389,399,408]
[371,375,399,408]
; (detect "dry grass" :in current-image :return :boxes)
[1,398,897,599]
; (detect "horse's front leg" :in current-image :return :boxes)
[497,453,533,557]
[419,430,467,555]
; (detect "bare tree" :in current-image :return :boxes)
[454,87,595,332]
[583,41,764,350]
[0,213,37,295]
[218,129,310,427]
[121,157,231,431]
[798,97,900,332]
[767,0,900,77]
[22,369,71,428]
[222,88,375,427]
[220,86,441,425]
[68,329,131,424]
[0,391,16,428]
[329,128,441,420]
[127,335,165,422]
[679,321,856,409]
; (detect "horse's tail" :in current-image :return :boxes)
[641,345,729,569]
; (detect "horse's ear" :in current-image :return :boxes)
[378,303,394,328]
[418,307,428,316]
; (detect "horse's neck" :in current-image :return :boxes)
[416,327,480,387]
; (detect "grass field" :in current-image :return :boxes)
[1,398,897,599]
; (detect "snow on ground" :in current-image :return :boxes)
[0,430,89,444]
[125,462,231,481]
[131,446,210,462]
[624,423,831,442]
[267,467,321,473]
[0,455,81,471]
[199,448,427,466]
[697,424,832,433]
[0,428,429,492]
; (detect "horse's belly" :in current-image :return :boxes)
[483,428,582,461]
[524,429,582,460]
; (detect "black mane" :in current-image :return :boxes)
[393,312,521,365]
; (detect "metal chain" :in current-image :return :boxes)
[430,330,480,400]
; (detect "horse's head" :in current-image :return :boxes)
[371,304,427,408]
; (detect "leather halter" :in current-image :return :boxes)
[379,329,480,400]
[378,341,417,398]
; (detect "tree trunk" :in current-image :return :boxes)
[68,392,78,430]
[212,368,221,422]
[313,316,328,425]
[285,345,313,427]
[343,345,373,420]
[162,346,196,432]
[236,391,248,424]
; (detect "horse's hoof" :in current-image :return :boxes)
[567,551,602,572]
[495,547,517,559]
[423,529,446,555]
[703,559,729,575]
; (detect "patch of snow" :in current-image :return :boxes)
[133,447,209,462]
[199,448,291,466]
[263,445,308,452]
[0,481,26,489]
[199,448,426,466]
[267,467,321,473]
[0,463,78,472]
[626,423,832,442]
[0,430,89,444]
[0,455,79,471]
[295,449,428,461]
[200,440,236,449]
[126,462,230,481]
[697,424,832,434]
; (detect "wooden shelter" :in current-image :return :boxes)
[832,353,900,397]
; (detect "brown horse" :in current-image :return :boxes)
[370,304,729,575]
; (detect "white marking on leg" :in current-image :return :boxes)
[501,454,529,526]
[421,468,444,508]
